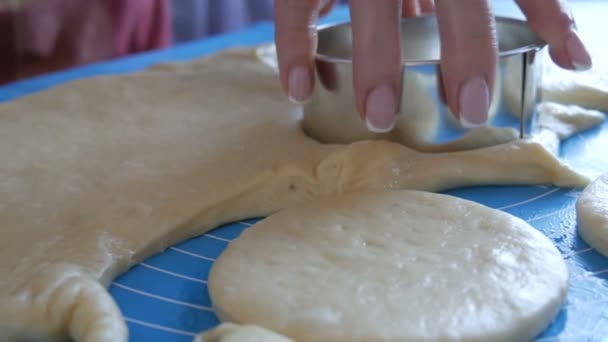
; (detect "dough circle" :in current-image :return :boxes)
[576,174,608,257]
[209,190,568,342]
[195,323,294,342]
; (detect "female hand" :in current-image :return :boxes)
[273,0,592,132]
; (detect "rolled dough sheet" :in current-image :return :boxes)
[502,32,608,114]
[208,190,569,342]
[0,47,589,341]
[576,174,608,258]
[541,61,608,111]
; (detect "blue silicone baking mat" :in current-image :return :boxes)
[1,2,606,342]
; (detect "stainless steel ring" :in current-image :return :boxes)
[303,15,546,149]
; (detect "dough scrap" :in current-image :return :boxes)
[537,102,605,140]
[541,62,608,111]
[195,323,294,342]
[208,190,569,342]
[532,101,606,155]
[0,47,589,341]
[576,174,608,258]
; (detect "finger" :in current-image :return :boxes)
[402,0,434,17]
[319,0,336,17]
[350,0,403,133]
[402,0,420,17]
[419,0,435,14]
[515,0,592,70]
[435,0,497,127]
[274,0,321,103]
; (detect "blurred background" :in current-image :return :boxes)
[0,0,342,84]
[0,0,593,85]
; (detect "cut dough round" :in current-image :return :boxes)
[209,190,568,342]
[195,323,294,342]
[576,174,608,257]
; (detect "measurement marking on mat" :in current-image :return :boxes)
[564,189,581,199]
[535,335,590,342]
[496,188,560,211]
[589,268,608,277]
[124,317,196,336]
[527,206,573,222]
[563,247,593,259]
[139,263,207,284]
[204,234,232,243]
[170,247,216,261]
[113,282,212,311]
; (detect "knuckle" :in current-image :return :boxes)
[279,0,319,30]
[282,0,318,12]
[554,10,575,33]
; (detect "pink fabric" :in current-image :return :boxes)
[105,0,172,57]
[0,0,172,84]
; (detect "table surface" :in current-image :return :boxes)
[1,2,607,342]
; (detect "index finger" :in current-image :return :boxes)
[349,0,403,133]
[274,0,322,103]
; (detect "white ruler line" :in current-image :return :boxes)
[563,247,594,259]
[588,268,608,277]
[527,206,573,222]
[139,263,207,284]
[497,188,560,211]
[124,317,196,336]
[534,335,591,342]
[112,282,212,311]
[204,233,232,243]
[170,247,216,261]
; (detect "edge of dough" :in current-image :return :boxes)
[576,174,608,258]
[0,263,127,342]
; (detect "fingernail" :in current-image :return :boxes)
[459,77,490,128]
[365,85,396,133]
[566,30,592,71]
[288,66,312,104]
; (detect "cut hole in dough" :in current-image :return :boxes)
[576,174,608,258]
[209,190,569,342]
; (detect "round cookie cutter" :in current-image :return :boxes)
[303,16,546,147]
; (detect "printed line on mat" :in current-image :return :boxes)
[589,268,608,277]
[112,282,212,311]
[124,317,195,337]
[204,233,232,243]
[535,335,590,342]
[527,206,573,222]
[497,188,560,211]
[139,263,207,284]
[170,247,216,262]
[563,247,594,259]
